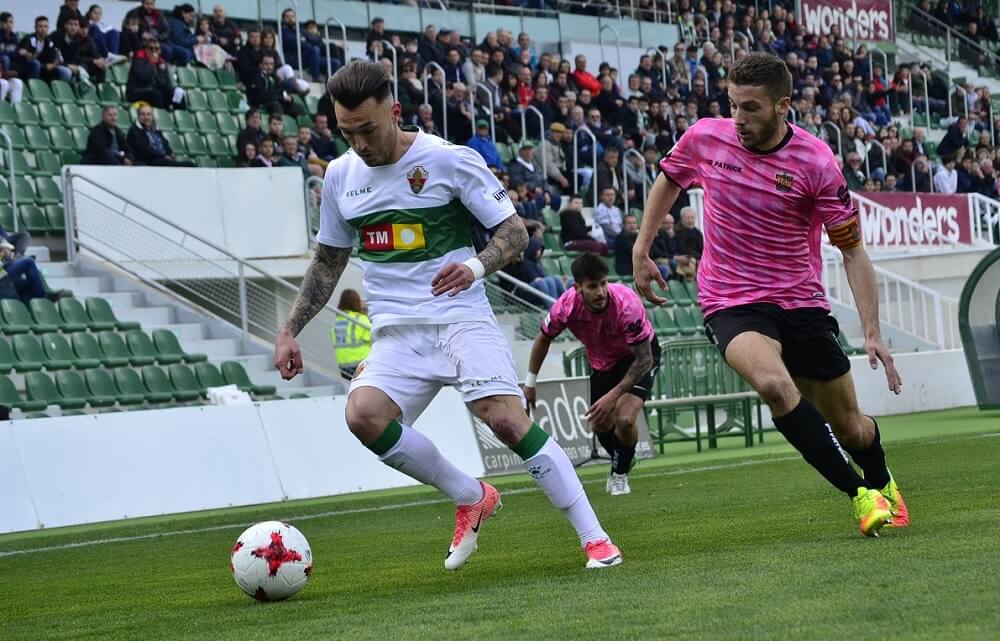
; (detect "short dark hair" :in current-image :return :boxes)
[35,15,48,25]
[729,52,792,103]
[327,60,392,110]
[571,253,609,284]
[269,113,283,123]
[244,107,259,122]
[0,12,12,22]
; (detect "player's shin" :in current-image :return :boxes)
[513,423,609,545]
[368,420,484,505]
[842,416,891,489]
[594,429,621,469]
[772,399,869,497]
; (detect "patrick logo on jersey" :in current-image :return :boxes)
[361,223,427,251]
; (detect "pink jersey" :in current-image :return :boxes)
[659,118,857,317]
[541,283,654,372]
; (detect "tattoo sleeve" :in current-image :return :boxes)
[283,244,352,337]
[476,214,529,276]
[613,340,654,396]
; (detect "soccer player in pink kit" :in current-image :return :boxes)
[524,254,661,497]
[633,53,909,537]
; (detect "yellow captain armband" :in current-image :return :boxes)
[827,217,862,250]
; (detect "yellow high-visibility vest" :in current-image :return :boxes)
[332,310,372,366]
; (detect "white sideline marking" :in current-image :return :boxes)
[0,456,798,559]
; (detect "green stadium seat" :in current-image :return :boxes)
[58,369,114,407]
[84,368,141,406]
[540,256,561,276]
[0,335,16,372]
[216,157,235,168]
[168,363,205,400]
[49,80,76,105]
[216,113,239,135]
[296,114,311,129]
[194,156,216,168]
[47,332,99,368]
[11,177,38,206]
[542,233,561,253]
[205,134,231,158]
[153,108,174,131]
[109,64,129,86]
[34,150,63,176]
[193,361,226,388]
[0,103,14,126]
[70,332,109,368]
[37,102,63,127]
[216,68,237,89]
[141,364,186,402]
[221,360,276,396]
[34,176,61,205]
[26,78,55,103]
[118,109,133,130]
[24,125,52,150]
[14,103,40,126]
[0,374,48,412]
[2,126,27,150]
[0,181,9,205]
[57,298,91,332]
[195,111,219,133]
[281,115,297,136]
[71,128,89,151]
[226,91,244,114]
[16,334,69,370]
[74,83,98,105]
[60,150,81,165]
[667,280,693,305]
[26,370,85,409]
[97,331,138,367]
[196,67,219,90]
[0,205,13,228]
[207,91,231,113]
[97,83,120,106]
[183,133,209,156]
[86,298,139,330]
[652,307,680,336]
[175,67,199,89]
[30,299,71,331]
[113,367,160,403]
[172,109,198,133]
[83,103,102,126]
[673,306,700,335]
[305,95,319,114]
[0,299,34,333]
[125,329,159,366]
[186,89,209,111]
[3,150,32,176]
[162,131,186,155]
[152,329,206,363]
[45,204,65,232]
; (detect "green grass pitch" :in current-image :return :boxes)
[2,407,999,641]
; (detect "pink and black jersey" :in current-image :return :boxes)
[659,118,858,317]
[541,284,654,372]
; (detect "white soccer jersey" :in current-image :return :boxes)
[317,128,515,330]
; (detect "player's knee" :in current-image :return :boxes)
[755,375,798,412]
[489,415,525,447]
[345,400,389,442]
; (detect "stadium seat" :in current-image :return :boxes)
[125,330,160,366]
[47,127,77,154]
[70,332,110,368]
[305,95,319,114]
[653,307,680,336]
[86,298,139,330]
[34,150,63,176]
[183,133,209,156]
[82,103,102,127]
[24,126,52,151]
[60,150,81,165]
[0,335,16,372]
[216,157,235,168]
[6,332,42,371]
[0,205,13,228]
[216,113,239,135]
[71,128,90,151]
[58,369,115,407]
[196,67,219,90]
[194,361,226,388]
[207,91,231,113]
[26,78,55,103]
[11,178,38,207]
[195,156,217,168]
[186,89,209,111]
[141,364,189,402]
[0,181,9,205]
[73,83,98,105]
[14,103,40,126]
[56,298,90,332]
[162,131,186,155]
[54,331,100,369]
[50,80,76,105]
[153,108,174,131]
[673,306,700,335]
[152,329,206,363]
[30,299,73,332]
[115,367,168,404]
[97,83,120,106]
[0,374,48,412]
[667,280,693,306]
[85,368,142,406]
[2,126,27,150]
[216,68,237,90]
[3,150,32,176]
[175,66,199,89]
[281,115,297,136]
[109,64,129,86]
[225,91,243,114]
[205,134,232,158]
[221,360,276,397]
[4,299,54,333]
[168,363,206,400]
[45,204,65,232]
[0,103,14,125]
[26,370,86,409]
[37,102,64,127]
[194,111,218,134]
[16,333,69,370]
[98,331,140,367]
[33,176,61,206]
[118,109,133,130]
[173,110,198,133]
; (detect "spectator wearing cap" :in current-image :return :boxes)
[82,105,132,165]
[128,103,194,166]
[537,122,572,196]
[466,119,503,172]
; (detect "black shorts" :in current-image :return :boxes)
[703,303,851,381]
[589,338,662,403]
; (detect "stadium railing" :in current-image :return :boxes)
[969,192,1000,246]
[0,128,19,233]
[487,270,558,341]
[62,171,367,380]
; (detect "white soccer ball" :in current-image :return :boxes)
[231,521,313,602]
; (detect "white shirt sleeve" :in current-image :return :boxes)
[316,165,357,248]
[451,144,517,229]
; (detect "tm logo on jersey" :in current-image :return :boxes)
[361,223,426,251]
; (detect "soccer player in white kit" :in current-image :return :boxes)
[274,61,621,570]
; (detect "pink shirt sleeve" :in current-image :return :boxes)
[815,156,857,230]
[658,121,704,189]
[618,295,653,345]
[540,294,569,339]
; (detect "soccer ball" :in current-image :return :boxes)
[231,521,312,602]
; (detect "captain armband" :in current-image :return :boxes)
[826,217,862,250]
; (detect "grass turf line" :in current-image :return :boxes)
[1,421,998,641]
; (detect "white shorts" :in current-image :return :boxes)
[349,320,524,425]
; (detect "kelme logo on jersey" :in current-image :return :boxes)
[361,223,427,251]
[775,171,794,192]
[406,165,429,194]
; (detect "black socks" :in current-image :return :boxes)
[773,398,869,497]
[596,430,636,475]
[843,417,890,489]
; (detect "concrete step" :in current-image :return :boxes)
[210,353,271,373]
[187,337,242,357]
[145,323,206,342]
[253,369,306,389]
[285,385,339,398]
[37,262,77,278]
[115,306,175,326]
[26,246,51,262]
[78,291,142,310]
[46,276,109,294]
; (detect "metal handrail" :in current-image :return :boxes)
[868,47,888,83]
[422,62,447,140]
[572,125,598,209]
[821,121,842,158]
[519,105,546,181]
[324,17,347,79]
[867,138,888,181]
[787,106,797,125]
[469,81,495,143]
[599,24,622,78]
[948,80,969,122]
[907,4,1000,73]
[378,39,398,100]
[0,129,18,232]
[968,192,1000,246]
[273,0,303,78]
[915,68,932,136]
[621,148,646,215]
[643,46,668,92]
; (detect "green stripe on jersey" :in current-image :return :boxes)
[349,199,474,263]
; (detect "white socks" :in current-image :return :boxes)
[522,437,609,546]
[378,423,484,506]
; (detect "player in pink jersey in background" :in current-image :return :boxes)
[524,254,661,496]
[632,53,909,537]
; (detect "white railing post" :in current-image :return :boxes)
[572,125,598,208]
[422,62,447,140]
[63,167,75,262]
[324,17,347,78]
[0,128,17,233]
[622,148,645,215]
[274,0,304,78]
[238,260,248,340]
[378,40,398,100]
[644,47,668,91]
[599,24,622,79]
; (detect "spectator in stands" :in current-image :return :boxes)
[653,213,698,282]
[247,53,305,116]
[441,47,464,85]
[119,15,144,59]
[208,5,239,56]
[86,6,126,65]
[128,104,194,166]
[570,54,600,95]
[333,289,371,379]
[236,108,266,160]
[843,151,866,191]
[936,116,968,160]
[126,39,184,108]
[508,140,546,195]
[462,48,485,87]
[933,155,958,194]
[973,160,999,198]
[595,147,630,206]
[418,24,442,66]
[612,214,640,276]
[280,10,323,81]
[559,194,607,255]
[415,103,439,136]
[82,105,131,165]
[236,28,263,85]
[537,122,571,197]
[0,13,22,78]
[0,242,65,304]
[675,207,703,268]
[0,56,22,104]
[277,134,318,178]
[18,16,64,81]
[365,17,385,55]
[53,15,106,84]
[252,137,275,167]
[309,113,336,161]
[593,187,623,248]
[259,28,309,96]
[266,112,287,147]
[304,20,338,77]
[296,126,327,173]
[167,4,201,65]
[883,174,899,192]
[466,119,503,172]
[236,142,256,168]
[124,0,187,66]
[57,0,85,32]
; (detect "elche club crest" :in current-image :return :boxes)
[407,165,428,194]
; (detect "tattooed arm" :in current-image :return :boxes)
[431,214,530,297]
[275,243,352,379]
